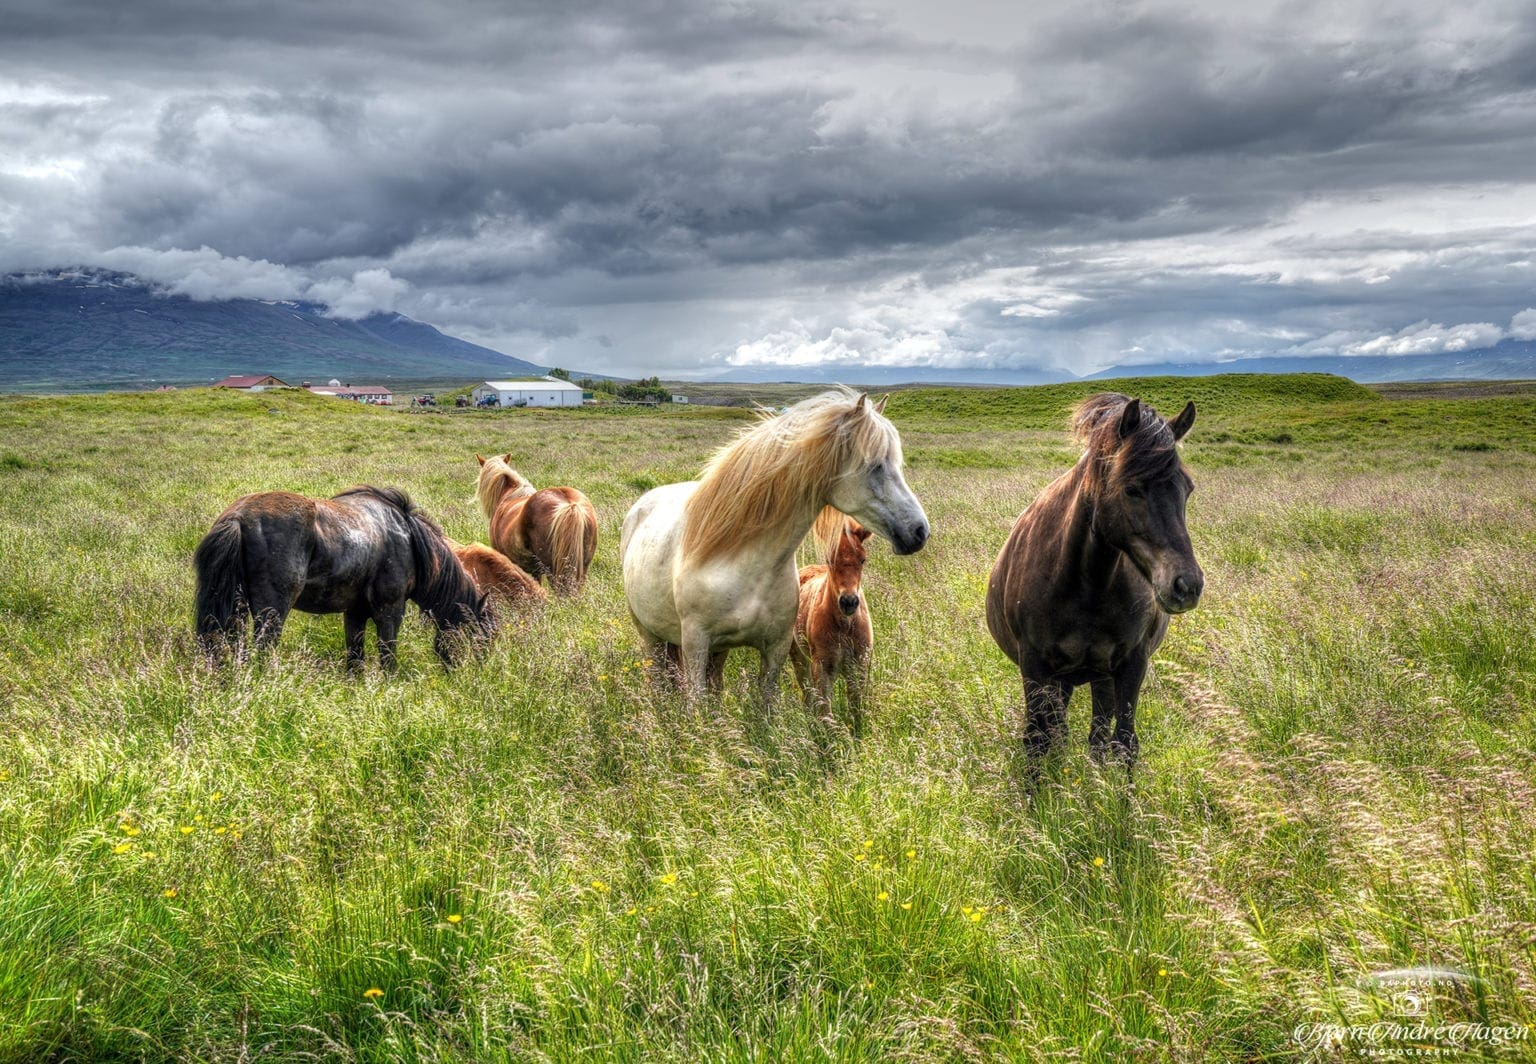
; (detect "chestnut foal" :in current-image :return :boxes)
[790,516,874,737]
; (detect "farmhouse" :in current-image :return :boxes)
[211,374,288,391]
[307,384,393,405]
[471,378,584,408]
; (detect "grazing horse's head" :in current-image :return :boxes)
[475,453,535,518]
[1075,394,1203,614]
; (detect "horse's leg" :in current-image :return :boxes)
[373,604,405,673]
[343,606,370,675]
[1110,655,1149,768]
[1022,677,1072,760]
[789,636,813,708]
[756,634,792,715]
[679,622,713,704]
[845,651,870,740]
[658,642,683,688]
[705,651,728,697]
[250,603,289,657]
[1089,679,1115,759]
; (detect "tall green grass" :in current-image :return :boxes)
[0,378,1532,1060]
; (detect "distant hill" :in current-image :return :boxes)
[1086,345,1536,383]
[0,269,554,392]
[712,345,1536,388]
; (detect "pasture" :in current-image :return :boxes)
[0,375,1533,1061]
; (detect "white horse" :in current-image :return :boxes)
[621,390,929,706]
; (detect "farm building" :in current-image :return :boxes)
[471,378,584,408]
[211,374,288,391]
[307,384,393,405]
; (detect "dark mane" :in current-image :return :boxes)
[334,484,418,514]
[1073,393,1184,496]
[333,485,486,631]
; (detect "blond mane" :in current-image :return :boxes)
[476,454,535,519]
[683,389,898,565]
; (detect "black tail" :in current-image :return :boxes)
[193,516,246,650]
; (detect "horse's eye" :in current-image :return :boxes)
[871,462,886,477]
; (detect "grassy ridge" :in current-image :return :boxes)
[0,377,1533,1060]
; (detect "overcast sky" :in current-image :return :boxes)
[4,0,1536,376]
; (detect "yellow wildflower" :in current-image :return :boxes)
[447,914,463,925]
[161,888,177,899]
[179,826,195,835]
[659,872,678,885]
[969,911,983,923]
[900,902,913,911]
[119,821,140,836]
[1158,968,1168,977]
[591,879,609,893]
[112,842,133,854]
[1092,856,1105,868]
[905,849,916,860]
[863,840,874,849]
[363,987,384,1000]
[853,853,867,863]
[876,891,890,901]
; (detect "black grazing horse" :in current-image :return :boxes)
[986,394,1203,766]
[194,486,492,670]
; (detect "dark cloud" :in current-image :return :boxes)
[2,0,1535,373]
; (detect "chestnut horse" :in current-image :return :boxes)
[194,486,493,670]
[475,454,598,595]
[791,515,874,737]
[986,394,1202,766]
[448,540,547,614]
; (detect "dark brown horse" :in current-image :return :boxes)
[791,515,874,737]
[476,454,598,595]
[194,486,493,670]
[986,394,1202,765]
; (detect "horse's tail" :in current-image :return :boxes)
[546,497,592,596]
[193,515,246,652]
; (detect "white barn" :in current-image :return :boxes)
[471,378,584,408]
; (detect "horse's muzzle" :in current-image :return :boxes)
[838,593,860,616]
[890,520,929,556]
[1160,571,1204,614]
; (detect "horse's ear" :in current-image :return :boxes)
[1168,401,1196,441]
[476,454,485,466]
[853,525,873,543]
[1117,398,1142,439]
[854,393,867,412]
[502,452,512,463]
[873,394,889,414]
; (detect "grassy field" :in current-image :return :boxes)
[0,374,1533,1061]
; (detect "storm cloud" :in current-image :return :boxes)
[3,0,1536,375]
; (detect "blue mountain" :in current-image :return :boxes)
[0,269,551,391]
